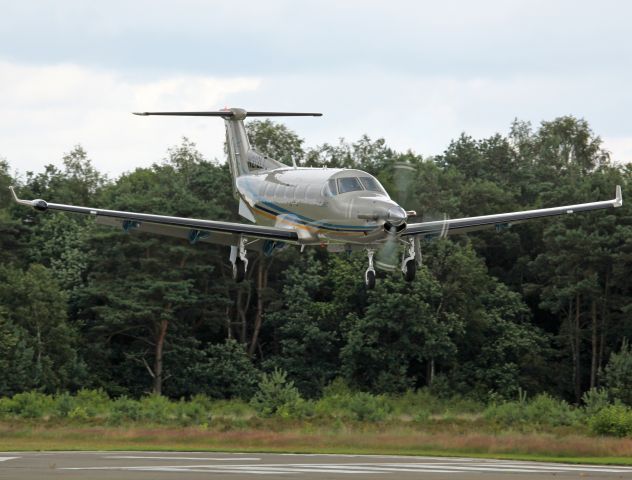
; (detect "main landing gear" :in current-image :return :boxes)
[401,238,417,282]
[230,237,248,283]
[365,249,376,290]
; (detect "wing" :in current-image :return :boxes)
[403,186,623,238]
[9,187,298,246]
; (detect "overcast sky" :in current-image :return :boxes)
[1,0,631,178]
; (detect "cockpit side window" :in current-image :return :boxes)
[337,177,363,194]
[359,176,386,194]
[326,179,338,197]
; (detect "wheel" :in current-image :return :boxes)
[403,259,416,282]
[233,258,246,283]
[365,270,376,290]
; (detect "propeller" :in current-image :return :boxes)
[373,159,449,270]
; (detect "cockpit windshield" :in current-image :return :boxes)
[358,176,384,193]
[328,176,387,196]
[337,177,363,194]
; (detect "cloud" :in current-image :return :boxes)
[0,60,260,177]
[0,59,630,181]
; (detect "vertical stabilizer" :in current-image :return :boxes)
[133,108,322,196]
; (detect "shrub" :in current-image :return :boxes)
[525,393,578,426]
[109,396,141,424]
[74,389,109,417]
[582,388,610,416]
[604,340,632,406]
[347,392,390,421]
[139,395,175,422]
[176,398,210,425]
[589,404,632,437]
[315,390,391,421]
[11,392,54,419]
[484,393,578,427]
[250,368,302,417]
[54,392,76,418]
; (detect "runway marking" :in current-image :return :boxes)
[0,457,19,462]
[61,460,632,475]
[108,455,261,461]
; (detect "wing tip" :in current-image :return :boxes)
[132,112,148,116]
[615,185,623,207]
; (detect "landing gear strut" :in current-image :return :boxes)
[230,237,248,283]
[365,248,376,290]
[402,238,417,282]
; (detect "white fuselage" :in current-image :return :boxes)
[235,167,406,247]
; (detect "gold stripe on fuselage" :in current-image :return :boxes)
[250,204,370,238]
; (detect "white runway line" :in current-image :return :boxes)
[59,457,632,476]
[0,457,19,462]
[108,455,261,461]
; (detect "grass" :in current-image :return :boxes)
[3,421,632,465]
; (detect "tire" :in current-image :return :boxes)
[233,258,246,283]
[365,270,376,290]
[403,259,416,282]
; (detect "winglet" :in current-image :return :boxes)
[8,186,32,206]
[615,185,623,208]
[9,186,19,202]
[8,186,45,209]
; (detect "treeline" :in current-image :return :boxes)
[0,116,631,406]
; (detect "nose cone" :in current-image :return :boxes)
[386,206,407,226]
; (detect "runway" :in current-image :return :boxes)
[2,451,632,479]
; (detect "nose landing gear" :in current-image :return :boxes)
[365,248,376,290]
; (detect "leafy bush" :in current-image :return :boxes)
[54,392,76,418]
[175,398,210,425]
[582,388,610,416]
[485,393,578,427]
[250,368,302,417]
[74,389,110,417]
[315,390,391,421]
[139,394,174,422]
[11,392,54,418]
[185,340,259,399]
[604,340,632,406]
[347,392,390,421]
[589,404,632,437]
[108,396,141,424]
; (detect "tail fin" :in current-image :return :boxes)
[134,108,321,193]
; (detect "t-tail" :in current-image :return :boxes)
[133,108,321,195]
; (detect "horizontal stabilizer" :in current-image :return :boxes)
[133,109,322,118]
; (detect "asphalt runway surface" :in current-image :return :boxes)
[3,452,632,479]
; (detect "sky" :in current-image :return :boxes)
[1,0,631,178]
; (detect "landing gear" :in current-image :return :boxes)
[401,239,417,282]
[230,237,249,283]
[365,249,376,290]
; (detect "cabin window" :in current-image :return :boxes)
[337,177,363,194]
[295,184,307,202]
[359,176,386,194]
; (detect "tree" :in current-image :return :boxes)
[0,264,83,392]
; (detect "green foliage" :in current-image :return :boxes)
[604,340,632,406]
[184,340,258,399]
[589,404,632,437]
[485,393,579,427]
[250,369,302,417]
[1,116,631,415]
[582,388,611,416]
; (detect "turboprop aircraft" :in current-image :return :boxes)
[10,108,623,289]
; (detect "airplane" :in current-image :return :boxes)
[10,108,623,289]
